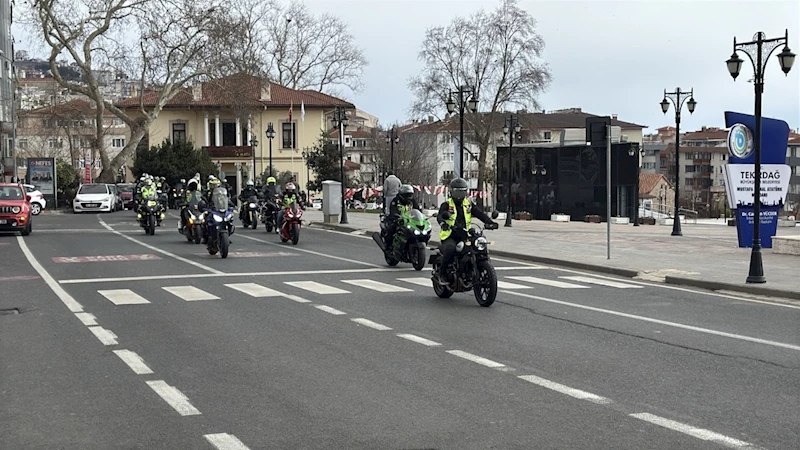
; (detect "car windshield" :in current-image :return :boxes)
[0,186,23,199]
[117,185,134,193]
[78,184,108,195]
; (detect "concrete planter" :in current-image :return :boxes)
[777,219,796,228]
[638,217,656,225]
[550,214,570,222]
[610,217,630,225]
[773,236,800,255]
[584,215,602,223]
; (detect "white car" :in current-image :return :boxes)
[22,184,46,215]
[73,183,115,213]
[312,198,322,210]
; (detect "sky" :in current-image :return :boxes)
[13,0,800,134]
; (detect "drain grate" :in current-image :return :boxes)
[0,308,20,315]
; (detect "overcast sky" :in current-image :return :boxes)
[14,0,800,134]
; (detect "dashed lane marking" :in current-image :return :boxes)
[629,413,764,449]
[314,305,347,315]
[146,380,201,416]
[518,375,612,405]
[113,349,154,375]
[87,326,118,346]
[396,334,442,346]
[351,318,392,330]
[74,312,98,326]
[446,350,506,368]
[204,433,251,450]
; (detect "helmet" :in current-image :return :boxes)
[145,178,153,186]
[208,175,216,181]
[246,179,254,187]
[386,170,395,176]
[398,184,414,203]
[449,177,468,201]
[284,182,296,194]
[209,179,221,188]
[186,179,198,190]
[267,177,276,185]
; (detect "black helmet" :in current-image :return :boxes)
[450,178,468,201]
[398,184,414,203]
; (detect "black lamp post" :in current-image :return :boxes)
[249,138,258,182]
[265,122,275,178]
[660,87,697,236]
[445,86,479,178]
[301,149,311,191]
[332,107,349,224]
[726,29,795,284]
[629,143,645,226]
[502,114,521,227]
[385,127,399,171]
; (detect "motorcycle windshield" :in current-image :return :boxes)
[212,188,228,211]
[187,191,203,206]
[288,202,298,214]
[248,195,258,203]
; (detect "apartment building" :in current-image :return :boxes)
[0,0,13,181]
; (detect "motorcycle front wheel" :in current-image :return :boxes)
[473,260,498,307]
[147,214,155,235]
[220,232,230,258]
[291,224,300,245]
[193,226,201,244]
[412,245,426,271]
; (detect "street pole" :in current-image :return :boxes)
[446,86,478,180]
[266,122,275,178]
[606,125,611,260]
[502,114,520,227]
[661,88,697,236]
[333,107,349,224]
[633,144,641,227]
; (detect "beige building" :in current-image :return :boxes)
[115,73,356,192]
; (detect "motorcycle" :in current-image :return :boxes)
[428,210,500,307]
[372,206,432,270]
[260,195,278,233]
[204,187,236,258]
[178,203,204,244]
[279,201,303,245]
[137,195,165,236]
[241,194,259,229]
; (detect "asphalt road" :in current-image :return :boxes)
[1,210,798,449]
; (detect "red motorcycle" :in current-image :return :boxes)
[279,202,303,245]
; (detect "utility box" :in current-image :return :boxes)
[322,180,341,223]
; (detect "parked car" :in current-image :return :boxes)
[0,183,32,236]
[312,198,322,210]
[108,184,123,211]
[117,183,136,210]
[73,183,115,213]
[22,184,46,215]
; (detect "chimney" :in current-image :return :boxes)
[612,114,618,120]
[260,81,271,101]
[428,115,434,123]
[191,84,202,101]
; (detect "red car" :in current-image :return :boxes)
[0,183,33,236]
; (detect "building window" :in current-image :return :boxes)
[48,138,62,149]
[172,123,187,143]
[282,122,296,149]
[112,138,125,148]
[17,138,27,149]
[542,131,552,140]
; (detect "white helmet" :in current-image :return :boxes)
[246,179,254,187]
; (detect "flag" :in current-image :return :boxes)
[289,102,293,122]
[300,101,305,122]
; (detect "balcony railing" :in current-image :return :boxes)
[202,146,254,158]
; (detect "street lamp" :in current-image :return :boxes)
[301,149,311,192]
[385,126,399,171]
[628,144,646,226]
[445,85,478,178]
[532,163,546,220]
[502,114,521,227]
[660,87,697,236]
[726,29,795,284]
[332,107,349,224]
[265,122,275,177]
[249,138,258,182]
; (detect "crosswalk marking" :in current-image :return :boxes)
[559,276,642,289]
[506,276,589,289]
[162,286,219,301]
[497,281,532,290]
[398,277,431,287]
[204,433,251,450]
[98,289,150,305]
[284,281,350,295]
[225,283,283,297]
[342,279,412,293]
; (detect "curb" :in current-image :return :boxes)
[308,221,800,300]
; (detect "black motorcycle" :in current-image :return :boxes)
[137,197,164,236]
[241,195,259,229]
[429,211,500,307]
[260,195,278,233]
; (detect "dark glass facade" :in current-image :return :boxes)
[496,143,639,221]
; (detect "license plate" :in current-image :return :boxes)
[86,203,99,207]
[0,220,6,224]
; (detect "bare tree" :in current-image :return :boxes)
[408,0,551,204]
[371,125,438,187]
[22,0,239,182]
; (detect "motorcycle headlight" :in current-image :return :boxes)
[249,203,256,208]
[11,206,21,214]
[213,214,223,223]
[225,212,233,221]
[147,200,156,206]
[475,236,488,251]
[414,229,421,235]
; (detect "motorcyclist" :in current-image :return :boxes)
[138,178,158,222]
[179,177,204,233]
[204,175,217,200]
[276,182,302,233]
[238,179,258,222]
[261,176,280,222]
[435,178,498,286]
[384,184,419,250]
[382,170,401,215]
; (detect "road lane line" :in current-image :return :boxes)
[507,276,589,289]
[98,289,151,305]
[204,433,251,450]
[518,375,612,405]
[238,234,382,268]
[16,236,84,312]
[74,312,97,326]
[501,290,800,352]
[98,218,223,274]
[162,286,219,301]
[87,326,118,345]
[342,279,413,293]
[146,380,201,416]
[446,350,505,368]
[496,280,533,290]
[283,294,312,303]
[397,277,431,287]
[559,275,642,289]
[285,281,350,295]
[629,413,763,449]
[396,334,441,346]
[494,265,548,270]
[351,318,392,330]
[112,349,154,375]
[314,305,347,315]
[225,283,282,297]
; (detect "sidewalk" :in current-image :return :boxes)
[303,209,800,301]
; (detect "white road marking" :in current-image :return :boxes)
[283,294,312,303]
[145,380,201,416]
[314,305,347,315]
[351,318,392,330]
[285,281,350,295]
[112,349,154,375]
[507,276,589,289]
[496,280,532,290]
[16,236,84,312]
[59,267,417,285]
[396,333,441,346]
[225,283,283,297]
[204,433,251,450]
[494,265,547,270]
[162,286,219,301]
[560,275,642,289]
[629,413,763,449]
[87,326,118,345]
[398,277,431,287]
[446,350,505,368]
[74,312,97,326]
[238,234,383,268]
[492,257,550,268]
[342,279,412,292]
[98,289,151,305]
[501,290,800,352]
[518,375,612,404]
[99,218,223,274]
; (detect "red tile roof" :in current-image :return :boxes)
[683,128,728,140]
[789,136,800,145]
[344,160,360,170]
[639,173,672,197]
[114,73,355,109]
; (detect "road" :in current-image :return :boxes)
[1,210,798,450]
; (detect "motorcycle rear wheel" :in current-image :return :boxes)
[432,264,454,298]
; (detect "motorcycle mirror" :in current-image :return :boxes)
[491,210,500,219]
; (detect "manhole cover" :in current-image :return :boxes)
[0,308,20,315]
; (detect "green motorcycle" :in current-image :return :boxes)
[372,206,432,270]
